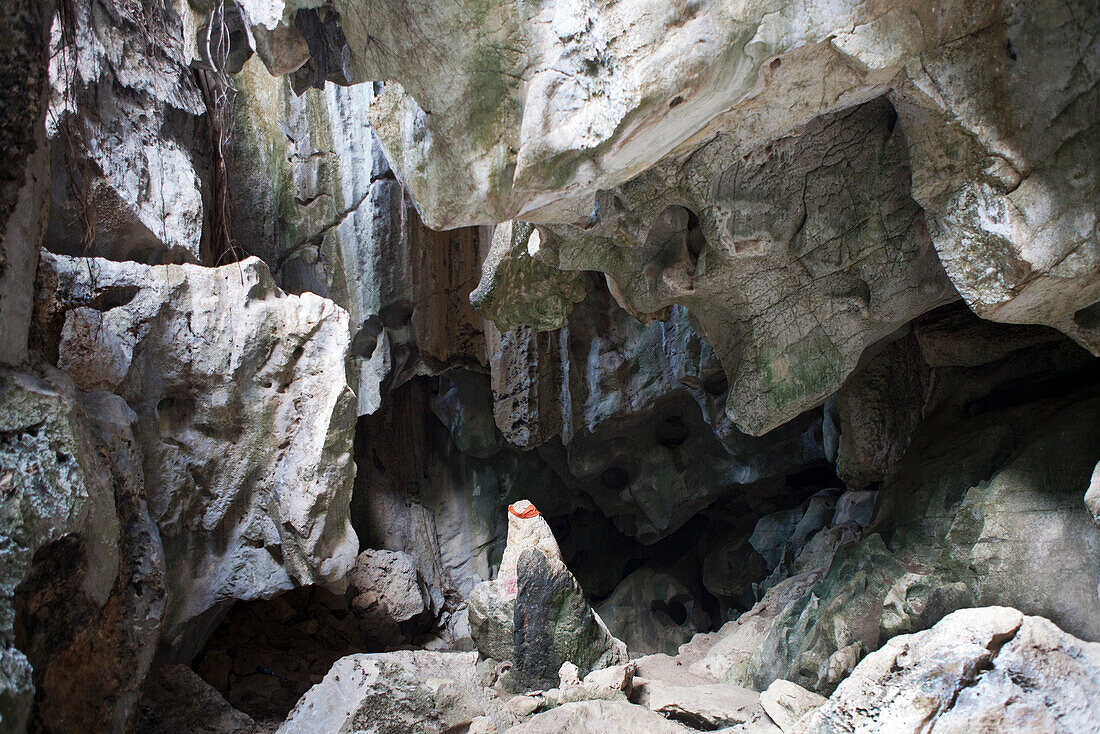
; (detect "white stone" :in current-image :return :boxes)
[37,253,358,653]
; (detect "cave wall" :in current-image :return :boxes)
[0,0,1095,732]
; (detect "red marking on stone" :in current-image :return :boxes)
[508,503,540,519]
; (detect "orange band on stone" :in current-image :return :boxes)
[508,503,540,519]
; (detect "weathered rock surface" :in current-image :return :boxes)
[22,389,167,734]
[286,0,1100,435]
[596,568,700,656]
[793,607,1100,734]
[508,548,627,692]
[277,651,513,734]
[135,664,258,734]
[634,679,763,730]
[693,368,1100,694]
[44,0,210,263]
[543,98,957,435]
[505,700,689,734]
[1088,461,1100,524]
[0,0,53,367]
[228,63,487,416]
[488,282,825,543]
[347,549,433,645]
[758,680,823,733]
[469,501,626,692]
[35,253,358,653]
[0,366,120,731]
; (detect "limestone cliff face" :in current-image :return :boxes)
[0,0,1096,732]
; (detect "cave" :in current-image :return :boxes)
[1,1,1099,733]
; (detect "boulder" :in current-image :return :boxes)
[633,680,764,730]
[276,651,513,734]
[347,549,432,645]
[793,607,1100,734]
[758,680,824,733]
[35,253,358,654]
[134,665,258,734]
[504,700,689,734]
[507,547,627,692]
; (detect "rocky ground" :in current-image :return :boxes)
[0,0,1097,732]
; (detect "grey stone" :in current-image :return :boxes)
[506,549,627,692]
[758,680,824,733]
[0,0,52,368]
[595,569,700,657]
[0,366,120,732]
[504,700,689,734]
[35,253,358,655]
[830,491,878,529]
[1086,461,1100,524]
[277,651,513,734]
[44,0,208,263]
[694,382,1100,694]
[347,549,433,644]
[135,664,258,734]
[634,680,764,730]
[793,607,1100,734]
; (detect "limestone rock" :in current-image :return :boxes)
[35,253,358,654]
[0,0,52,367]
[504,700,689,734]
[793,607,1100,734]
[830,491,877,530]
[44,0,209,263]
[487,286,825,543]
[758,680,824,733]
[23,390,167,734]
[834,331,931,489]
[507,547,627,692]
[470,501,625,691]
[634,680,763,730]
[228,63,487,417]
[430,371,506,460]
[890,3,1100,354]
[471,221,585,333]
[135,664,258,734]
[0,366,120,731]
[544,98,957,435]
[468,581,515,664]
[694,376,1100,694]
[497,501,564,595]
[276,651,513,734]
[595,569,700,656]
[1086,461,1100,524]
[347,549,433,645]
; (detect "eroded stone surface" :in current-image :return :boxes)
[35,253,357,654]
[277,651,513,734]
[693,371,1100,694]
[792,607,1100,734]
[0,366,119,732]
[45,0,209,263]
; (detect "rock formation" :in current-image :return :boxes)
[469,500,627,692]
[0,0,1096,732]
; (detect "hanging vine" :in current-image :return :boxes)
[196,1,241,266]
